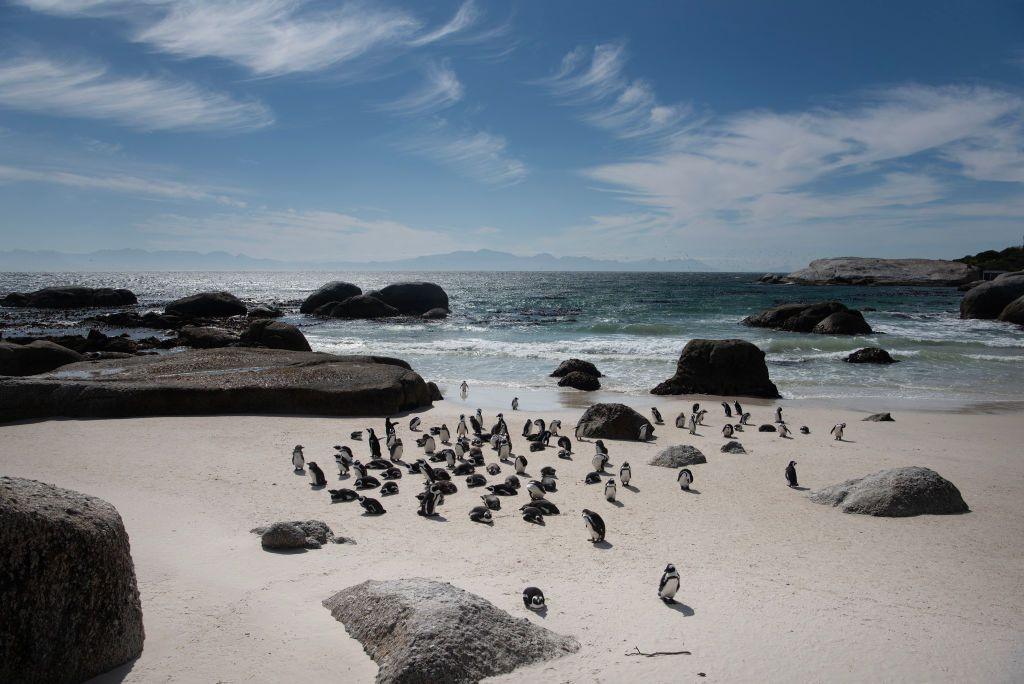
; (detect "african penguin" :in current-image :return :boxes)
[357,496,385,515]
[469,505,492,524]
[722,401,732,418]
[658,564,680,603]
[619,461,631,486]
[785,461,799,487]
[604,478,617,502]
[677,468,693,491]
[308,462,327,487]
[409,417,421,431]
[830,423,846,441]
[581,509,606,542]
[291,445,305,471]
[522,586,545,609]
[651,407,664,424]
[328,488,358,502]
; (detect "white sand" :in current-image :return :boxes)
[3,396,1024,683]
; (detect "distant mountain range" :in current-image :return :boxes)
[0,248,714,272]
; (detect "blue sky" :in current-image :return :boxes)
[1,0,1022,270]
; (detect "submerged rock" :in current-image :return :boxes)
[550,358,603,378]
[322,578,579,684]
[315,295,399,319]
[651,339,780,398]
[743,301,872,335]
[557,371,601,391]
[575,403,654,441]
[300,281,362,314]
[0,340,84,376]
[165,291,246,318]
[240,320,311,351]
[649,445,707,467]
[421,307,449,320]
[809,467,969,517]
[0,286,137,309]
[811,310,873,335]
[845,347,898,364]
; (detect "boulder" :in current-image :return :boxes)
[863,412,894,422]
[0,477,144,683]
[651,339,780,398]
[421,307,449,320]
[758,424,777,432]
[649,445,707,467]
[0,286,137,309]
[164,291,246,318]
[957,280,984,292]
[721,441,746,454]
[251,520,340,550]
[300,281,362,314]
[550,358,603,378]
[744,301,872,334]
[248,304,283,319]
[370,282,449,315]
[0,340,85,376]
[809,467,969,517]
[322,578,579,684]
[960,274,1024,319]
[557,371,601,391]
[845,347,898,364]
[997,294,1024,325]
[0,348,434,422]
[782,257,980,286]
[315,295,399,319]
[241,320,311,352]
[176,325,240,349]
[575,403,654,441]
[427,381,444,402]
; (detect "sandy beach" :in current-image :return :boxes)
[3,394,1023,683]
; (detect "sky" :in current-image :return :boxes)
[1,0,1023,271]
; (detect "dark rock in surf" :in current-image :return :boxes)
[743,301,872,335]
[176,325,240,349]
[240,320,311,352]
[811,310,873,335]
[809,467,969,517]
[0,286,137,309]
[550,358,603,378]
[370,282,450,315]
[422,307,449,320]
[315,295,399,319]
[651,339,780,398]
[960,273,1024,320]
[300,281,362,314]
[997,294,1024,325]
[248,304,283,318]
[164,291,246,318]
[845,347,898,364]
[0,340,85,376]
[557,371,601,391]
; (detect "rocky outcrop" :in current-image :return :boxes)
[0,477,144,683]
[649,445,707,467]
[300,281,362,314]
[322,578,579,684]
[999,295,1024,325]
[721,441,746,454]
[1,286,137,309]
[370,282,449,315]
[651,339,780,398]
[240,320,311,352]
[557,371,600,391]
[164,291,246,318]
[575,403,654,440]
[550,358,603,377]
[845,347,898,364]
[251,520,341,550]
[0,348,434,422]
[315,295,399,319]
[743,302,872,335]
[176,325,240,349]
[960,273,1024,320]
[809,467,969,517]
[777,257,979,286]
[0,340,85,376]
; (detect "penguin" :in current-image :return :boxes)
[504,475,521,491]
[651,407,664,424]
[522,586,545,609]
[582,509,606,543]
[785,461,799,487]
[384,416,395,439]
[487,483,517,496]
[540,465,557,478]
[557,436,572,453]
[469,505,492,524]
[422,434,436,455]
[439,424,451,444]
[521,505,544,524]
[308,462,327,487]
[734,401,743,416]
[475,407,484,425]
[739,412,751,426]
[530,499,560,515]
[334,452,350,478]
[733,423,744,432]
[595,439,608,456]
[444,449,457,469]
[557,449,572,460]
[529,441,546,453]
[291,445,305,471]
[406,460,424,475]
[328,488,358,502]
[389,438,403,462]
[722,401,733,418]
[430,468,451,481]
[692,403,700,414]
[696,409,708,426]
[514,453,528,475]
[584,472,602,484]
[522,419,533,438]
[774,406,784,424]
[366,459,391,470]
[355,475,381,490]
[511,397,519,411]
[592,452,608,473]
[722,424,734,438]
[352,460,368,478]
[469,415,483,435]
[437,480,458,495]
[830,423,846,441]
[387,432,397,451]
[541,475,557,492]
[480,493,501,510]
[466,473,487,488]
[604,478,617,502]
[486,463,502,476]
[800,426,810,435]
[452,441,465,459]
[460,380,469,397]
[379,481,399,496]
[778,423,792,438]
[409,417,421,431]
[526,480,545,500]
[619,461,631,486]
[677,468,693,491]
[358,496,385,515]
[457,415,468,437]
[658,564,680,603]
[453,462,475,476]
[417,484,441,517]
[498,441,512,461]
[382,467,403,480]
[675,413,687,428]
[638,424,652,441]
[350,431,362,440]
[367,428,382,459]
[549,419,561,436]
[688,414,698,435]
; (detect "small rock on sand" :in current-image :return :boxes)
[650,445,707,467]
[863,412,894,422]
[720,441,746,454]
[809,466,969,517]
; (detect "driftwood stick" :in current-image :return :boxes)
[625,645,692,657]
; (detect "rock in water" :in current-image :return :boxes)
[845,347,898,364]
[241,320,311,351]
[421,307,449,320]
[251,520,339,549]
[164,291,247,318]
[782,257,980,286]
[721,440,746,454]
[0,286,137,309]
[248,304,283,318]
[575,403,654,440]
[300,281,363,314]
[809,467,969,517]
[176,325,240,349]
[649,445,707,467]
[997,294,1024,325]
[557,371,601,391]
[863,412,894,422]
[322,578,579,684]
[960,273,1024,320]
[550,358,603,377]
[651,339,780,398]
[0,340,84,376]
[0,477,144,682]
[370,282,450,315]
[811,310,873,335]
[315,295,400,319]
[743,302,872,335]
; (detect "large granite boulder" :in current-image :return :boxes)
[0,286,137,309]
[164,291,246,318]
[315,295,399,319]
[557,371,600,391]
[996,294,1024,325]
[782,257,979,286]
[649,445,707,467]
[550,358,602,377]
[575,403,654,440]
[370,282,449,315]
[240,320,311,351]
[300,281,362,314]
[0,348,434,422]
[176,325,239,349]
[809,467,969,517]
[960,273,1024,320]
[651,339,780,398]
[0,340,85,376]
[845,347,898,364]
[743,301,872,334]
[251,520,339,550]
[0,477,144,683]
[322,578,579,684]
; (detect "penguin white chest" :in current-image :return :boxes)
[660,575,680,599]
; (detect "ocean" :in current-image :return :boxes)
[3,270,1023,409]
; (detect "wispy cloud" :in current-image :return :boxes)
[380,59,463,115]
[398,123,527,186]
[408,0,480,47]
[0,55,272,131]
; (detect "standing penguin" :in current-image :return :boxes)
[778,423,792,438]
[514,453,528,475]
[422,433,436,454]
[460,380,469,397]
[722,424,734,438]
[592,451,609,473]
[368,428,382,459]
[595,440,608,456]
[291,445,305,471]
[549,419,561,436]
[581,509,606,543]
[830,423,846,441]
[409,416,422,431]
[734,401,743,416]
[439,424,451,444]
[688,414,698,435]
[389,438,404,462]
[651,407,664,424]
[739,412,752,426]
[457,415,468,438]
[385,416,395,438]
[658,564,681,604]
[334,453,350,478]
[619,461,631,486]
[604,478,617,502]
[774,407,784,424]
[675,413,687,428]
[522,419,533,437]
[308,462,327,487]
[696,409,708,425]
[638,424,652,441]
[499,440,512,461]
[526,479,545,500]
[677,468,694,491]
[722,401,733,418]
[785,460,799,487]
[511,397,519,411]
[557,436,572,453]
